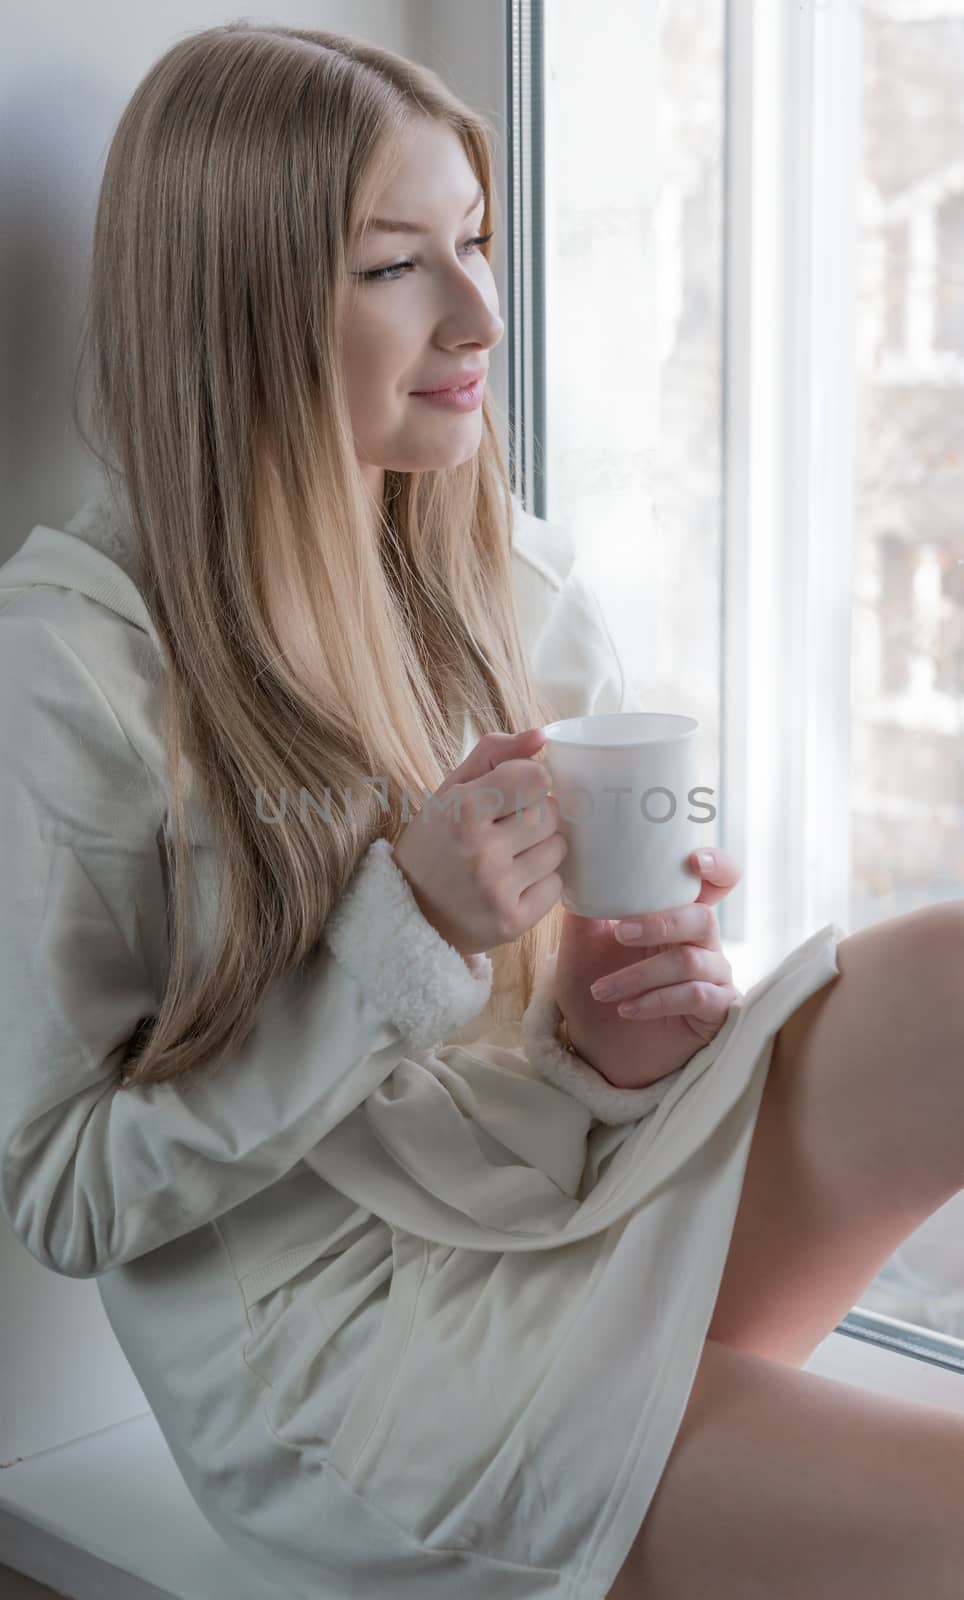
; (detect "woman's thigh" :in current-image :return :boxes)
[704,901,964,1368]
[606,1336,964,1600]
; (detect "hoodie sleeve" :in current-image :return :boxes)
[0,614,492,1279]
[519,950,686,1126]
[518,570,686,1123]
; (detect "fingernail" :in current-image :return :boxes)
[698,850,714,868]
[617,922,642,941]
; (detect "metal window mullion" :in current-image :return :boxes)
[801,0,861,940]
[723,0,858,973]
[506,0,547,519]
[780,1,860,947]
[722,0,794,969]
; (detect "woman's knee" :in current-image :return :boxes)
[839,899,964,1084]
[770,900,964,1202]
[910,899,964,988]
[777,899,964,1072]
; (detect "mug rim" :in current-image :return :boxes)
[542,711,699,747]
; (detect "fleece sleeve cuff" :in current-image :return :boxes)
[322,836,494,1056]
[519,948,685,1126]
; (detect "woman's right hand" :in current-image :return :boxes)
[390,728,567,957]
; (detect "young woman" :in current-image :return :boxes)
[2,22,963,1600]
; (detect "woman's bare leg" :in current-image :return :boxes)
[607,1337,964,1599]
[705,900,964,1367]
[607,901,964,1597]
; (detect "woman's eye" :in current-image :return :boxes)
[359,231,494,283]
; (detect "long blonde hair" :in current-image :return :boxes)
[72,20,565,1087]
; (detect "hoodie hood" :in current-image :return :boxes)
[62,476,143,583]
[0,477,158,645]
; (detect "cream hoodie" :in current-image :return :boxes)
[0,482,846,1599]
[0,481,681,1285]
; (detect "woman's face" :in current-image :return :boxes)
[341,117,504,503]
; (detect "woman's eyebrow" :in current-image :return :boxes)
[364,185,484,236]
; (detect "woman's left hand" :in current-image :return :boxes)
[552,848,743,1091]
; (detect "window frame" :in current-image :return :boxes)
[722,0,964,1401]
[506,0,964,1403]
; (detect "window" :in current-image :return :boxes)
[847,0,964,1362]
[509,0,964,1377]
[540,0,726,959]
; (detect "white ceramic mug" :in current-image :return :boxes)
[539,711,705,919]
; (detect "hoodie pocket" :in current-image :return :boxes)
[238,1217,426,1463]
[326,1227,431,1478]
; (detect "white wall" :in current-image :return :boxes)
[0,1,420,563]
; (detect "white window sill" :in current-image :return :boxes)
[2,1325,962,1600]
[805,1318,964,1417]
[0,1411,289,1600]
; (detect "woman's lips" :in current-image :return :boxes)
[411,376,485,411]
